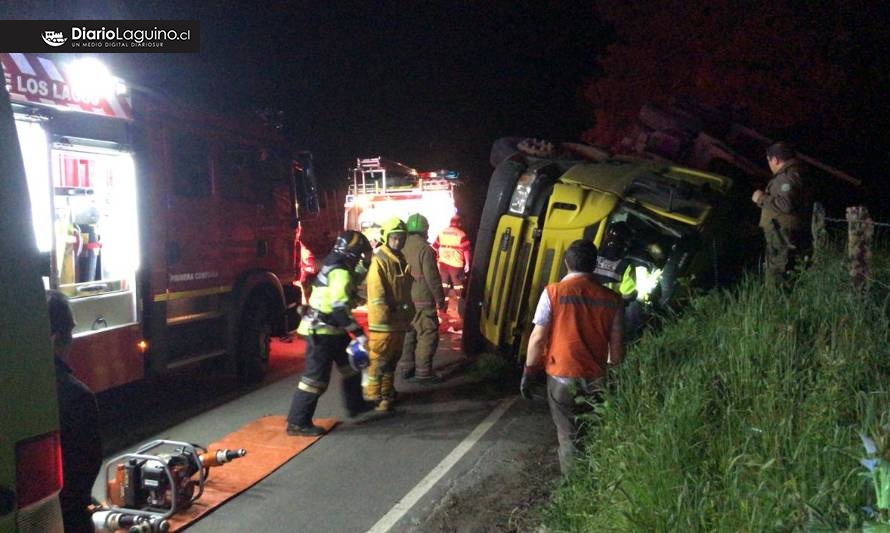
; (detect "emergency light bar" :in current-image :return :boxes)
[418,170,460,180]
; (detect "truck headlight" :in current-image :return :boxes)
[508,172,536,215]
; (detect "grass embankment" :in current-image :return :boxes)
[545,250,890,531]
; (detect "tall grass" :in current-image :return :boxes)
[544,247,890,531]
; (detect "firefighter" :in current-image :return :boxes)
[593,222,642,339]
[286,230,375,436]
[433,214,472,321]
[593,222,637,300]
[521,240,624,474]
[399,213,447,383]
[752,141,811,285]
[365,217,414,411]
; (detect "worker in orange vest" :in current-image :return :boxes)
[520,239,624,474]
[432,214,471,320]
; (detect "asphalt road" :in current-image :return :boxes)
[90,328,557,532]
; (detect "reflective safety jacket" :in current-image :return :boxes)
[367,245,414,332]
[594,255,637,301]
[296,261,362,336]
[544,274,621,380]
[402,233,445,309]
[433,226,471,269]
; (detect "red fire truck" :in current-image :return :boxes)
[2,53,311,392]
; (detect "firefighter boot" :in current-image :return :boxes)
[287,423,325,437]
[376,372,396,412]
[342,373,375,417]
[364,375,381,403]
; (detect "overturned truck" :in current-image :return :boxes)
[462,137,735,358]
[462,102,858,359]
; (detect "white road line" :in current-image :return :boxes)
[366,396,519,533]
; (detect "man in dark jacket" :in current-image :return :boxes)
[47,290,102,533]
[399,214,447,383]
[752,142,811,283]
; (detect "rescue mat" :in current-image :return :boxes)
[166,416,337,531]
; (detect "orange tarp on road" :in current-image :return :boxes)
[167,416,337,531]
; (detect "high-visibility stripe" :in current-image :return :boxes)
[298,381,325,395]
[154,285,232,302]
[556,295,620,309]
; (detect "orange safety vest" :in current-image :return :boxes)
[544,275,621,380]
[436,226,470,268]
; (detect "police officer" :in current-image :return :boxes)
[365,217,414,411]
[286,230,374,436]
[433,214,472,320]
[752,142,811,284]
[399,213,446,383]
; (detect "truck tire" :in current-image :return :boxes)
[237,295,272,384]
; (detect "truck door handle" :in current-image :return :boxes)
[256,240,269,257]
[499,228,512,252]
[92,316,108,330]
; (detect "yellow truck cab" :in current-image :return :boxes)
[0,74,65,531]
[463,138,732,359]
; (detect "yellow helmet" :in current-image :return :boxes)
[379,217,407,242]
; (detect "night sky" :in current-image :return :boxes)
[3,2,604,186]
[2,1,888,219]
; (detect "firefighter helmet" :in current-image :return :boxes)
[333,230,372,266]
[605,222,631,243]
[406,213,429,234]
[346,337,369,370]
[380,217,407,243]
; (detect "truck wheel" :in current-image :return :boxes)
[237,296,272,384]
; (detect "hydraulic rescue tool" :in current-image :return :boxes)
[92,439,247,532]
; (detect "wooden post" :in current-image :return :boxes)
[846,206,874,290]
[811,202,826,264]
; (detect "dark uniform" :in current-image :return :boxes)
[756,159,809,281]
[287,232,372,435]
[55,359,102,533]
[399,226,446,380]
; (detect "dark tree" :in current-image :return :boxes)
[582,1,861,149]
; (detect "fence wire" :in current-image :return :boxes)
[824,216,890,229]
